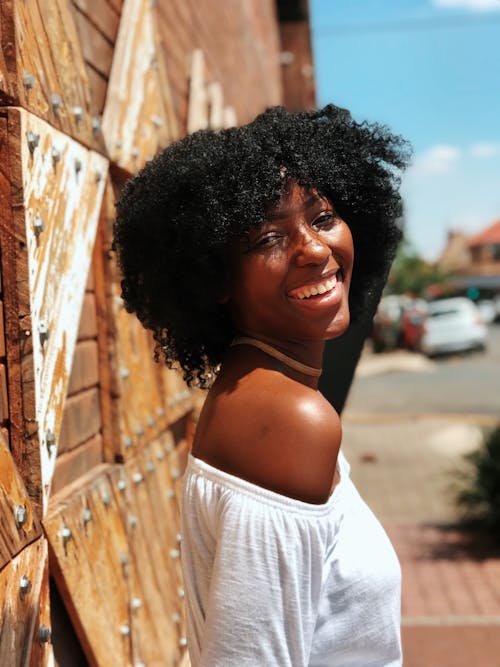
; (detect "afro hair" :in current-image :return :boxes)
[113,104,411,387]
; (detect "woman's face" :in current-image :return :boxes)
[226,181,354,344]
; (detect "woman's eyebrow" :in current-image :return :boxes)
[266,195,326,219]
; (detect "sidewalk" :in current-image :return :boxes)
[343,350,500,667]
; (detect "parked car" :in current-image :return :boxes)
[418,297,487,356]
[477,299,496,325]
[371,295,411,352]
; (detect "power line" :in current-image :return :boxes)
[313,14,500,36]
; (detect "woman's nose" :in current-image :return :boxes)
[293,228,331,266]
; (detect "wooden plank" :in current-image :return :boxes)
[44,467,128,666]
[0,365,8,423]
[86,64,108,117]
[67,340,99,396]
[51,434,103,496]
[102,0,178,172]
[77,293,98,340]
[28,545,53,667]
[11,108,108,511]
[187,49,209,134]
[0,537,48,666]
[72,0,120,44]
[0,302,5,357]
[93,203,120,464]
[58,388,102,454]
[121,454,181,664]
[71,6,115,79]
[106,0,123,15]
[0,430,42,570]
[1,0,101,150]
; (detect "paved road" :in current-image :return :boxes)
[344,323,500,418]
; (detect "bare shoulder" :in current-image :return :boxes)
[198,370,342,504]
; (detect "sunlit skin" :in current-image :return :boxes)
[192,181,354,504]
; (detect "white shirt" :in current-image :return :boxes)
[181,451,402,667]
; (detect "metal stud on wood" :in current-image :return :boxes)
[27,131,40,153]
[19,575,32,598]
[51,93,62,115]
[14,504,28,529]
[39,321,49,347]
[23,71,35,92]
[33,212,45,237]
[38,625,52,644]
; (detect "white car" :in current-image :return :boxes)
[419,297,487,356]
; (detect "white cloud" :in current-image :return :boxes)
[411,144,462,174]
[433,0,500,11]
[469,141,500,158]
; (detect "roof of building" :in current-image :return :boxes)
[468,220,500,247]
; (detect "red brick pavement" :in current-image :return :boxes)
[387,524,500,667]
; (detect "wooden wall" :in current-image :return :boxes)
[0,0,286,664]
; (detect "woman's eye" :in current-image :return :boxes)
[312,213,336,230]
[254,233,282,247]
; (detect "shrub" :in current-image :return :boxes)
[457,425,500,534]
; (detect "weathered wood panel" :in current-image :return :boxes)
[45,449,185,667]
[0,537,49,667]
[58,388,102,455]
[0,431,42,570]
[102,0,178,173]
[0,0,102,151]
[51,433,103,497]
[1,108,108,512]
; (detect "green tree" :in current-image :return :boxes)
[387,240,447,296]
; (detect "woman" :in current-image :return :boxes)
[114,105,410,666]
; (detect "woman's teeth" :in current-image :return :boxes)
[293,276,337,300]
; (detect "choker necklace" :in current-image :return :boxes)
[231,336,322,378]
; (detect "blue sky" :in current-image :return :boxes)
[310,0,500,261]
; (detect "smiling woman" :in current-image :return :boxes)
[113,105,411,667]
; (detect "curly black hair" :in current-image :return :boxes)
[114,104,411,387]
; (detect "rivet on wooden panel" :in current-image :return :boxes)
[128,514,138,528]
[165,440,173,454]
[147,415,155,427]
[179,637,187,648]
[50,93,62,116]
[136,425,144,438]
[38,624,52,644]
[19,575,32,598]
[23,71,35,93]
[151,115,162,128]
[82,507,93,524]
[156,407,165,418]
[73,106,84,124]
[166,489,175,499]
[33,212,45,238]
[156,450,164,461]
[146,461,154,473]
[132,472,143,485]
[45,428,56,455]
[172,612,181,625]
[123,437,133,450]
[51,145,61,166]
[131,146,139,160]
[177,586,185,598]
[131,597,142,611]
[171,468,180,481]
[74,158,83,176]
[38,321,49,348]
[59,526,72,545]
[102,491,112,506]
[117,479,127,491]
[14,504,28,529]
[27,131,40,153]
[92,117,102,136]
[95,170,103,184]
[175,533,182,543]
[120,367,130,379]
[120,624,130,637]
[169,549,179,560]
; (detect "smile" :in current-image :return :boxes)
[288,270,343,300]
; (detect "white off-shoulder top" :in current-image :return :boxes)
[181,450,402,667]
